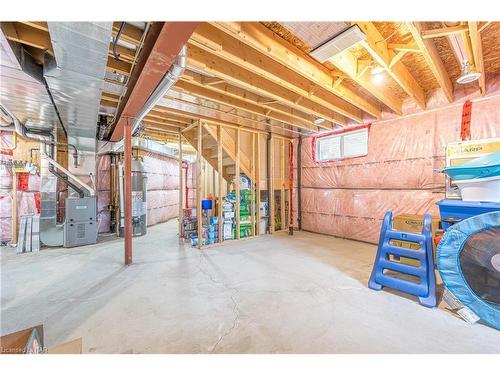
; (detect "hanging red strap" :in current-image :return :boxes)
[460,100,472,141]
[289,141,294,231]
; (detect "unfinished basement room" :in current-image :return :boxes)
[1,2,500,366]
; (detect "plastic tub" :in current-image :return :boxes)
[455,175,500,202]
[201,199,213,210]
[436,199,500,230]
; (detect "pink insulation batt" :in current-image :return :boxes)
[299,92,500,244]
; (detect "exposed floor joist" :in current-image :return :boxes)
[329,49,403,115]
[210,22,381,119]
[407,22,454,103]
[187,44,345,127]
[356,22,426,110]
[191,23,365,123]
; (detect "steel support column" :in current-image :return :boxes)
[124,119,133,265]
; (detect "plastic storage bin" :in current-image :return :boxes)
[436,199,500,230]
[455,175,500,202]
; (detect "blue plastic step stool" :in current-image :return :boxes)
[368,211,437,307]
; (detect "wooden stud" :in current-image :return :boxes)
[250,132,256,237]
[407,22,454,103]
[468,22,486,95]
[255,133,261,236]
[196,121,203,249]
[11,171,18,245]
[178,133,183,240]
[269,134,275,234]
[280,138,286,231]
[235,128,241,240]
[217,125,223,244]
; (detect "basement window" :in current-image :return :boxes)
[314,125,369,162]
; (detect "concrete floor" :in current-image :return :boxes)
[1,220,499,354]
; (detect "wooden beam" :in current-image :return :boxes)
[154,97,300,137]
[178,132,184,239]
[356,22,426,110]
[106,56,132,75]
[2,22,52,51]
[112,22,143,45]
[280,139,286,231]
[421,25,468,39]
[330,49,403,115]
[217,125,223,244]
[468,22,486,95]
[210,22,381,119]
[196,121,203,249]
[407,22,454,103]
[479,21,492,33]
[182,70,319,126]
[269,134,275,234]
[387,43,421,53]
[191,23,365,123]
[235,128,241,240]
[174,80,317,131]
[250,132,256,237]
[187,44,348,126]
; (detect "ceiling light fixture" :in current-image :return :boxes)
[371,65,384,75]
[456,61,481,84]
[314,117,325,125]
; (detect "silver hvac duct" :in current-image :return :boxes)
[44,22,113,193]
[130,45,187,135]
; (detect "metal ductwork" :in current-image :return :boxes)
[44,22,112,192]
[131,45,187,135]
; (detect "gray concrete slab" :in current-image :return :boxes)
[1,220,499,353]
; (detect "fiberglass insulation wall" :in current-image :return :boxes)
[300,92,500,244]
[96,152,187,233]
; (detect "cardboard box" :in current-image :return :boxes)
[392,214,440,266]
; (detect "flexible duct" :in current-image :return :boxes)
[131,45,187,135]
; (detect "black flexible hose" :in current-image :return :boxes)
[112,22,126,61]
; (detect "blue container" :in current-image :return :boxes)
[202,199,213,210]
[439,151,500,181]
[436,199,500,230]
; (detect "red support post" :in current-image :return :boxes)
[124,118,133,265]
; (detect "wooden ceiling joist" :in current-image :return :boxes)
[330,48,403,115]
[152,98,300,137]
[190,23,365,123]
[112,22,143,46]
[421,25,469,39]
[2,22,52,51]
[181,70,317,125]
[174,80,316,130]
[356,22,426,109]
[407,22,454,103]
[210,22,381,119]
[468,22,486,95]
[187,44,347,126]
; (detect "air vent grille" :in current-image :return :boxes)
[310,25,366,63]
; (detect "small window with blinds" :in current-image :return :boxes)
[315,126,369,162]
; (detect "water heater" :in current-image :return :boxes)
[118,157,147,237]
